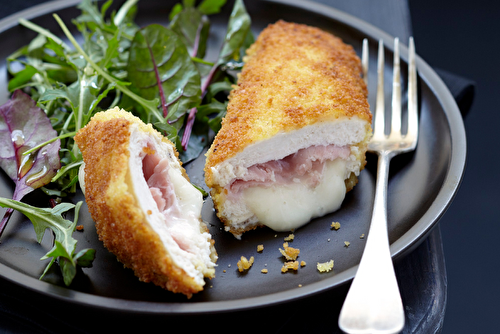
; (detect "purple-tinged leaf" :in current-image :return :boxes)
[127,24,202,123]
[0,90,61,237]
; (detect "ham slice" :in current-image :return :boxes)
[229,144,351,195]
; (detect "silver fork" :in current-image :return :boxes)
[338,37,418,334]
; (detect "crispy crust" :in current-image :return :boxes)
[205,20,371,180]
[204,21,371,236]
[75,108,212,298]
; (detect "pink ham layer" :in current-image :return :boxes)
[229,144,351,196]
[141,148,192,253]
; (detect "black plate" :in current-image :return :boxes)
[0,0,466,314]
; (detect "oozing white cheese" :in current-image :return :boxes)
[242,159,347,231]
[167,166,203,223]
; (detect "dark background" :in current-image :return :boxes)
[409,1,500,333]
[1,1,498,333]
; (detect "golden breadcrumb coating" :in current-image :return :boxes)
[75,108,215,298]
[205,20,371,176]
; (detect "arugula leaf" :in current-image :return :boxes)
[0,90,61,237]
[0,198,95,286]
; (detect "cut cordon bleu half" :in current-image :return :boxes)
[204,21,372,239]
[75,107,217,298]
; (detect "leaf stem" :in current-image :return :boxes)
[145,39,169,118]
[22,131,76,156]
[113,0,139,26]
[0,208,13,239]
[181,64,218,150]
[19,18,72,52]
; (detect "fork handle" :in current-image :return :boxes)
[339,151,405,334]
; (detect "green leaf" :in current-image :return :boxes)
[169,7,210,58]
[74,248,96,267]
[127,24,202,123]
[7,64,38,92]
[154,121,179,144]
[197,0,227,15]
[168,3,183,21]
[217,0,251,65]
[0,198,94,285]
[196,98,228,133]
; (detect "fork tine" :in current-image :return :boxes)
[373,39,385,138]
[390,38,402,138]
[362,38,369,86]
[407,37,418,143]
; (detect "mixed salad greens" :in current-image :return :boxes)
[0,0,252,285]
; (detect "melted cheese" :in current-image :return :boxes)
[242,159,347,231]
[166,166,203,224]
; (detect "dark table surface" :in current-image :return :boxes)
[0,0,496,333]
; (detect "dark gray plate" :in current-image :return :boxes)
[0,0,466,314]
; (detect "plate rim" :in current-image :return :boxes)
[0,0,466,314]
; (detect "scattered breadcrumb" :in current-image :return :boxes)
[237,256,254,272]
[360,234,365,239]
[331,222,341,230]
[317,260,334,273]
[261,268,268,274]
[300,261,306,267]
[281,261,299,273]
[344,241,350,247]
[257,244,264,252]
[279,242,300,260]
[298,284,303,287]
[76,225,84,231]
[284,233,295,241]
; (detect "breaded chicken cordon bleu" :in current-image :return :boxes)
[205,21,372,239]
[75,108,217,298]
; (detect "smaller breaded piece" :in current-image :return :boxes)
[75,107,217,298]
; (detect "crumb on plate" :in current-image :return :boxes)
[281,261,299,273]
[237,256,254,272]
[279,242,300,260]
[317,260,334,273]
